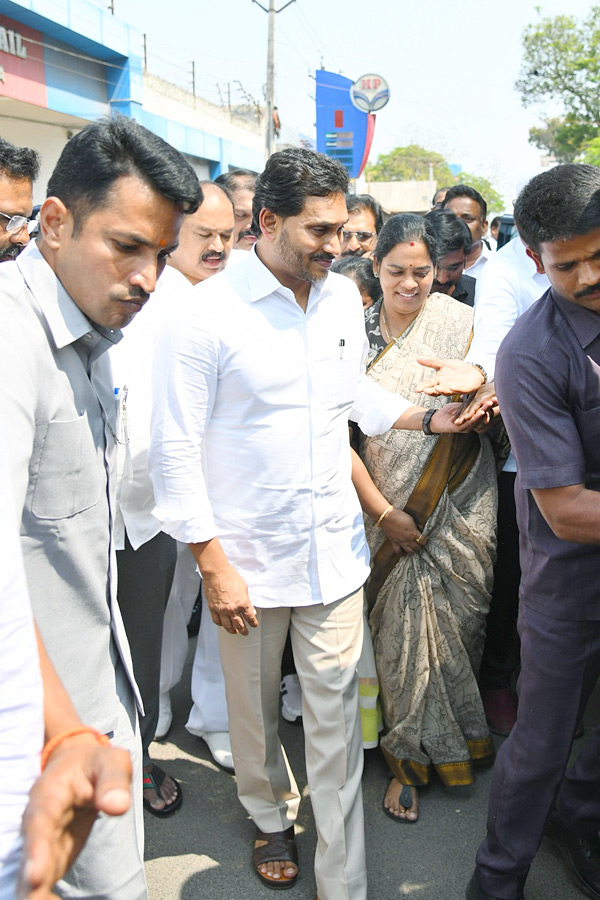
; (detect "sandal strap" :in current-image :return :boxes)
[142,765,168,793]
[253,826,298,868]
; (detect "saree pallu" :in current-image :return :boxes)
[361,293,497,787]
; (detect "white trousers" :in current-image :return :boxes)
[218,588,367,900]
[186,591,230,735]
[159,543,229,734]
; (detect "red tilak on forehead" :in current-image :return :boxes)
[410,241,415,246]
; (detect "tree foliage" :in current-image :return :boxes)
[528,116,597,164]
[583,135,600,167]
[457,173,503,213]
[365,145,454,184]
[516,7,600,161]
[365,145,504,210]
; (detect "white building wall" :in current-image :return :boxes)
[0,113,84,203]
[143,73,264,157]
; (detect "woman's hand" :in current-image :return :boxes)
[380,509,428,555]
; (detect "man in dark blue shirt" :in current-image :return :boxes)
[467,164,600,900]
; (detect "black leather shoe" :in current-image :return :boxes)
[545,811,600,899]
[466,869,525,900]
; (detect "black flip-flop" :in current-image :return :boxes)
[382,781,418,824]
[143,764,183,818]
[252,825,298,890]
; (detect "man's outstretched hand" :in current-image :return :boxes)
[19,737,131,899]
[418,358,486,396]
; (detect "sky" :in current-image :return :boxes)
[108,0,595,212]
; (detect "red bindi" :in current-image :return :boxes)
[409,241,415,246]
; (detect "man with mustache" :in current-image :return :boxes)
[464,164,600,900]
[169,180,234,282]
[0,115,200,898]
[215,168,258,251]
[154,179,236,771]
[339,193,382,259]
[0,137,39,262]
[149,147,482,900]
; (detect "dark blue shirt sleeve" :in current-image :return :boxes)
[495,336,585,490]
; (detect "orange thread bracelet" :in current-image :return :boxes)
[41,726,110,770]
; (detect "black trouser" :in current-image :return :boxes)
[479,471,521,691]
[477,605,600,897]
[117,531,177,766]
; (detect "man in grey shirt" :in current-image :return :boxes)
[0,116,200,898]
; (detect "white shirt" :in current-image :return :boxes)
[227,248,250,266]
[149,248,409,609]
[465,236,550,472]
[464,240,493,280]
[0,427,43,899]
[111,266,193,550]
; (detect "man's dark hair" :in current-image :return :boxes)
[432,186,451,207]
[514,164,600,253]
[374,213,438,267]
[47,115,202,233]
[199,179,234,207]
[330,256,382,305]
[346,194,383,234]
[490,215,501,230]
[425,208,472,258]
[0,137,40,182]
[443,183,487,220]
[214,168,257,195]
[251,148,349,235]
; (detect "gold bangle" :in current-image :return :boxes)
[41,726,110,770]
[375,504,394,528]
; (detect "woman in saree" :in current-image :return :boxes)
[352,214,497,823]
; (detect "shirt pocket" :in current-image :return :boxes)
[336,356,360,406]
[31,414,101,519]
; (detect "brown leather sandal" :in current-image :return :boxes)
[252,825,298,890]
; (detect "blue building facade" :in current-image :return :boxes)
[0,0,264,178]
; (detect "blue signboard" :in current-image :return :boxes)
[316,70,371,179]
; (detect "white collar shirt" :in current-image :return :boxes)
[463,240,492,280]
[111,265,193,550]
[466,236,550,472]
[149,248,409,608]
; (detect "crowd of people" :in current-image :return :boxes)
[1,117,600,900]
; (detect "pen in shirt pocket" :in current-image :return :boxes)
[339,338,345,360]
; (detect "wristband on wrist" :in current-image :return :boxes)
[422,409,436,436]
[41,726,110,770]
[470,363,487,385]
[375,504,394,528]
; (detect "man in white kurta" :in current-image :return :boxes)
[149,148,468,900]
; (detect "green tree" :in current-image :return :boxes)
[365,144,504,210]
[583,134,600,167]
[365,144,454,184]
[516,7,600,161]
[457,173,504,213]
[528,116,597,164]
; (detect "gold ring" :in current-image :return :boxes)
[415,534,422,544]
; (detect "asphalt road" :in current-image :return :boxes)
[145,639,589,900]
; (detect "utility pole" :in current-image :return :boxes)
[252,0,296,159]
